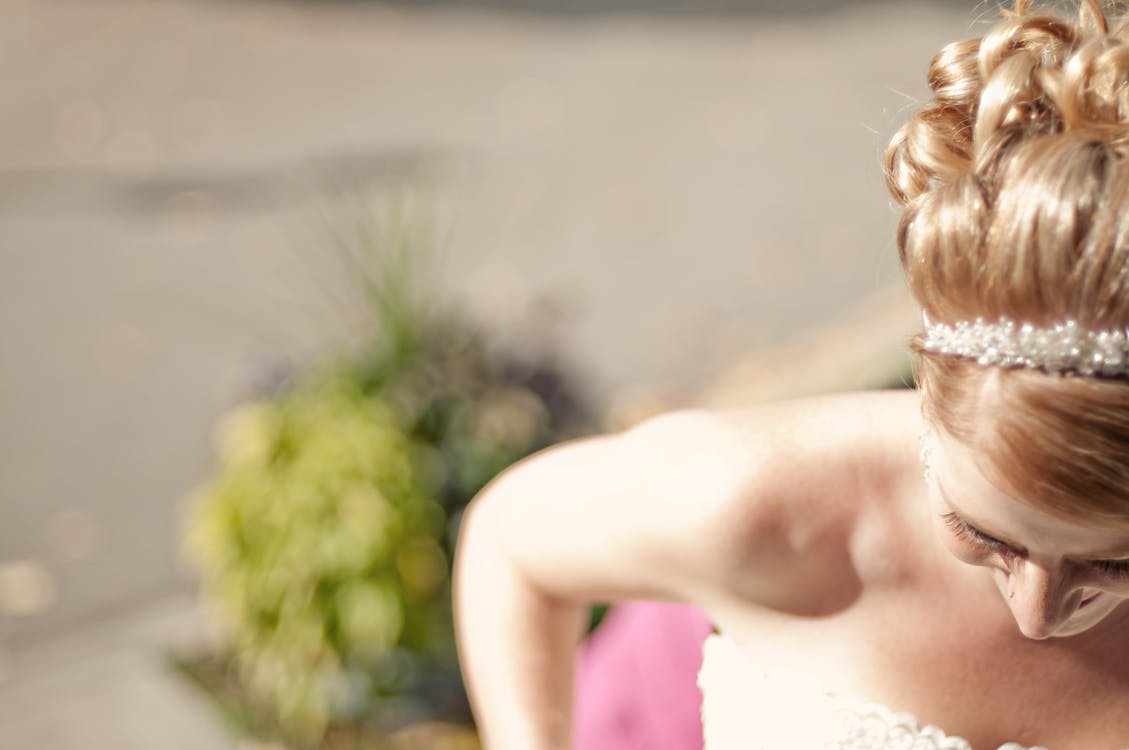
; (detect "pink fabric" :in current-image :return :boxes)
[573,601,712,750]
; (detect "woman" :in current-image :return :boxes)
[453,1,1129,747]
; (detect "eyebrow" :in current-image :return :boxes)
[935,480,1129,561]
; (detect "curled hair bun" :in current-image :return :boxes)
[888,0,1129,327]
[888,0,1129,205]
[896,3,1129,532]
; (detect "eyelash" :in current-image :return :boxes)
[943,512,1015,560]
[1091,559,1129,578]
[940,512,1129,579]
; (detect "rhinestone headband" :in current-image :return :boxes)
[920,313,1129,377]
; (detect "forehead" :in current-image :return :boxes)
[920,360,1129,531]
[931,428,1129,556]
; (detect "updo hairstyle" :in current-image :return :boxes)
[886,0,1129,527]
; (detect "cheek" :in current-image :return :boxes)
[1084,576,1129,598]
[1070,562,1129,597]
[1067,593,1128,632]
[946,539,990,566]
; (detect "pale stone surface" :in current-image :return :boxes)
[0,594,235,750]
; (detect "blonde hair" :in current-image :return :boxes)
[886,0,1129,526]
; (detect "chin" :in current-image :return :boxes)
[1024,619,1094,640]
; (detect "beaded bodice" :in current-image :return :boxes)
[697,633,1046,750]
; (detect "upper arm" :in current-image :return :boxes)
[460,393,914,615]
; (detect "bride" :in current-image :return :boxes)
[452,2,1129,748]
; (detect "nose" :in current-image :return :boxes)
[1007,560,1081,639]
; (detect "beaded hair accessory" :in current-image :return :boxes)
[920,313,1129,377]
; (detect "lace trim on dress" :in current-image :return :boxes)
[832,699,1046,750]
[697,634,1050,750]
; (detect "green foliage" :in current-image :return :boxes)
[185,372,453,743]
[182,193,594,747]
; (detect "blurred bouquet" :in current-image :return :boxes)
[180,193,592,748]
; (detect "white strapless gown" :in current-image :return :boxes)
[697,633,1046,750]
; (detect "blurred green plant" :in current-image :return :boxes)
[182,190,593,748]
[184,372,450,744]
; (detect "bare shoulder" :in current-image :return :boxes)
[663,389,924,614]
[464,389,923,615]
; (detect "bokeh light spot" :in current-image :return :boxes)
[0,559,58,617]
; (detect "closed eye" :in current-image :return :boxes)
[1091,559,1129,579]
[943,513,1129,579]
[941,512,1017,558]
